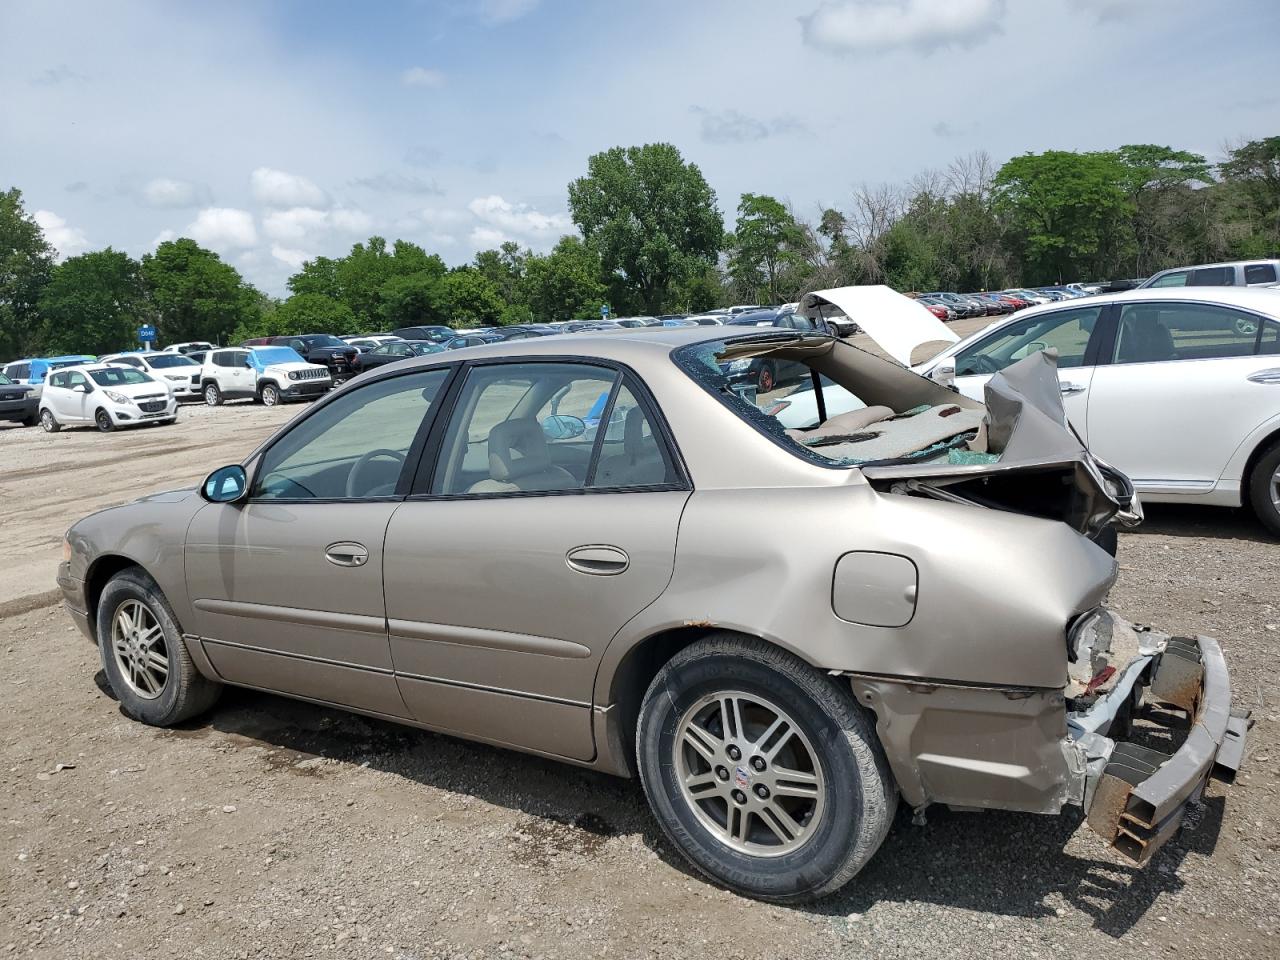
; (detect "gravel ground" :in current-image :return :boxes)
[0,370,1277,960]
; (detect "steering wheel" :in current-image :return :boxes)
[346,448,406,498]
[961,354,1002,376]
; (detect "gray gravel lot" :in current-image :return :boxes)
[0,376,1277,960]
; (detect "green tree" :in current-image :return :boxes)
[474,241,527,304]
[287,237,445,330]
[521,236,605,321]
[1218,136,1280,256]
[141,238,259,346]
[36,248,147,355]
[378,273,446,329]
[1112,145,1211,274]
[0,188,54,359]
[233,292,356,342]
[728,193,804,304]
[568,143,722,313]
[993,151,1133,283]
[436,268,504,327]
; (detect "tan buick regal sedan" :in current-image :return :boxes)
[58,288,1247,902]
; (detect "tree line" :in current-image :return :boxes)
[2,136,1276,358]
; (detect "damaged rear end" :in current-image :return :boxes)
[1067,610,1249,863]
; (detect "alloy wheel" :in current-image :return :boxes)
[95,409,113,432]
[262,385,279,406]
[1271,462,1280,514]
[110,599,169,700]
[674,690,825,857]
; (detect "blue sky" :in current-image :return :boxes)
[2,0,1276,295]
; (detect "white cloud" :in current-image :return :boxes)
[270,244,311,269]
[476,0,539,24]
[32,209,88,260]
[250,167,328,208]
[801,0,1005,54]
[186,207,258,250]
[469,226,509,248]
[692,107,807,144]
[330,208,374,233]
[263,206,329,242]
[263,206,373,244]
[151,229,177,248]
[467,194,569,236]
[141,177,200,208]
[421,207,468,227]
[401,66,445,88]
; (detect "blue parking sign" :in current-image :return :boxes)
[139,324,156,342]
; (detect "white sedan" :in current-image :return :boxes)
[798,286,1280,534]
[38,364,178,433]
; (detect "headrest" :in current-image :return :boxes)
[487,418,552,481]
[623,405,647,457]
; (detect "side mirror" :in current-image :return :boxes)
[242,357,254,368]
[541,414,586,441]
[201,464,248,503]
[929,363,956,390]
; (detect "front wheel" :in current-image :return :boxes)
[756,363,776,394]
[260,383,281,407]
[97,567,222,726]
[95,408,114,432]
[637,634,897,903]
[1248,440,1280,537]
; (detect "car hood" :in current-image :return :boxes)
[799,285,958,365]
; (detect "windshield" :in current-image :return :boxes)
[90,367,152,386]
[675,336,989,469]
[147,354,198,368]
[303,335,347,348]
[409,342,445,355]
[253,347,306,366]
[0,374,12,385]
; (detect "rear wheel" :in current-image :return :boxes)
[1248,440,1280,537]
[95,408,114,432]
[97,567,222,726]
[203,383,222,406]
[756,363,776,394]
[637,633,897,903]
[39,408,60,433]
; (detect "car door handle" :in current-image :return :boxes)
[1247,368,1280,385]
[1059,382,1087,396]
[325,542,369,567]
[566,545,629,576]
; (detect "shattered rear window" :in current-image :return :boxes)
[673,336,987,469]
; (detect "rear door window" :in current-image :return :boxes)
[1188,266,1236,286]
[1149,271,1188,288]
[1113,303,1268,363]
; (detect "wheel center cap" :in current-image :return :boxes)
[733,764,751,788]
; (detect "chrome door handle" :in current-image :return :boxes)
[1059,382,1086,396]
[1247,368,1280,385]
[325,542,369,567]
[566,545,629,576]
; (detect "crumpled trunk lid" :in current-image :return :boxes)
[862,350,1135,537]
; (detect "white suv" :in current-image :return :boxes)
[100,351,203,400]
[199,346,331,407]
[39,364,178,433]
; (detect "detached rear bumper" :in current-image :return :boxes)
[1074,632,1248,864]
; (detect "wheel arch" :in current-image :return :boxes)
[1242,424,1280,494]
[84,554,146,641]
[597,624,831,778]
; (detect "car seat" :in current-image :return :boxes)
[467,418,578,493]
[1118,309,1176,363]
[594,407,667,487]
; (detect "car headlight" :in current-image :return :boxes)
[104,390,129,404]
[726,359,752,373]
[289,371,299,380]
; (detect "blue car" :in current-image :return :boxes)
[1,355,98,388]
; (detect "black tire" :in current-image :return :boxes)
[39,409,60,433]
[1247,440,1280,538]
[260,383,280,407]
[95,408,114,432]
[637,633,897,903]
[20,413,38,427]
[1090,523,1119,557]
[203,383,222,406]
[96,567,222,726]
